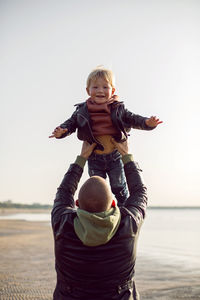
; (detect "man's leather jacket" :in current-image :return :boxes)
[59,101,153,150]
[51,158,148,300]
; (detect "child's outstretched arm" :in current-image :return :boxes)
[49,127,68,138]
[49,107,79,139]
[122,107,162,131]
[145,116,163,128]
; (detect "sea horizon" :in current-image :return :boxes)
[148,206,200,209]
[1,204,200,209]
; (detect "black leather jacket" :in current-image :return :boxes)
[59,101,153,150]
[51,159,148,300]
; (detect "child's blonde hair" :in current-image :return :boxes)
[86,67,115,88]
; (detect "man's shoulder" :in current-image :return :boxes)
[119,206,144,229]
[52,208,77,237]
[52,207,77,228]
[60,208,77,217]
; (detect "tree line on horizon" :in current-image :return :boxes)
[0,200,198,210]
[0,200,52,209]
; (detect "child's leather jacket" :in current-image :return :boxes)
[59,101,154,150]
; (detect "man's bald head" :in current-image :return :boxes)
[78,176,113,213]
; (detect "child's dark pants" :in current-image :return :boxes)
[88,150,128,205]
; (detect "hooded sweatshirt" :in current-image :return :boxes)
[74,206,121,247]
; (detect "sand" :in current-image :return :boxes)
[0,218,200,300]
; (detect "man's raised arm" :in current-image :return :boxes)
[51,142,96,224]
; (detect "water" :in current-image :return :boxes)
[0,208,200,271]
[137,208,200,271]
[0,213,51,221]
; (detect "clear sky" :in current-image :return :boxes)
[1,0,200,206]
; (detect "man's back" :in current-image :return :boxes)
[52,155,147,300]
[53,207,141,295]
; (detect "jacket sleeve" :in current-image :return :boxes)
[58,107,79,138]
[51,163,83,230]
[124,161,148,228]
[122,107,155,131]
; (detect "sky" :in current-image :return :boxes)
[1,0,200,206]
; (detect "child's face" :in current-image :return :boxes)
[86,77,115,104]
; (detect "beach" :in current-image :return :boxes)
[0,219,55,300]
[0,216,200,299]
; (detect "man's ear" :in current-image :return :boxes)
[112,87,115,95]
[111,200,116,207]
[75,200,79,207]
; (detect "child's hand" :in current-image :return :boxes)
[145,116,163,127]
[49,127,68,138]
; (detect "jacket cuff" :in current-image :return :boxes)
[122,154,134,165]
[74,156,87,169]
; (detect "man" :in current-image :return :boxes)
[51,139,148,300]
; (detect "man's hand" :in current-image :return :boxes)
[80,141,97,159]
[145,116,163,127]
[111,139,129,156]
[49,127,68,138]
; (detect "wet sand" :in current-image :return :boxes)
[0,219,200,300]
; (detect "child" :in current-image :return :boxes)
[49,67,162,205]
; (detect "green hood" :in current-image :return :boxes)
[74,206,121,247]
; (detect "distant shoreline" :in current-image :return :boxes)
[0,206,199,217]
[0,208,51,216]
[148,206,200,209]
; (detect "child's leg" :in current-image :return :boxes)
[107,152,129,206]
[88,153,107,179]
